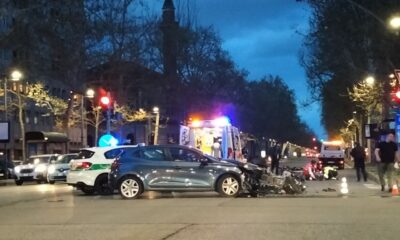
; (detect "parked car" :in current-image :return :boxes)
[47,153,78,184]
[67,145,140,195]
[0,159,15,179]
[108,145,244,199]
[14,154,59,185]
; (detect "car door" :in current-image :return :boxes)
[138,147,176,189]
[167,147,214,189]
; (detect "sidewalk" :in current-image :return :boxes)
[0,179,15,186]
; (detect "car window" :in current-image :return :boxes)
[104,149,124,159]
[25,156,51,164]
[119,148,140,161]
[76,150,95,159]
[141,148,167,161]
[170,148,204,162]
[56,155,78,164]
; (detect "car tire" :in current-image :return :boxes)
[217,174,241,197]
[118,176,143,199]
[81,186,95,195]
[15,179,23,186]
[95,174,113,195]
[48,180,55,184]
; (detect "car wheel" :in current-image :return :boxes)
[217,175,241,197]
[95,174,113,195]
[81,186,95,195]
[118,176,143,199]
[15,179,23,186]
[48,180,55,184]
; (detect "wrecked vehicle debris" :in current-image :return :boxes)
[225,161,306,197]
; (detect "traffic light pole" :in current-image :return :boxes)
[106,92,111,134]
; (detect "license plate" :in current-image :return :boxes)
[58,173,64,176]
[22,173,29,177]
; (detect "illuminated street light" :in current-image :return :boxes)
[10,70,22,81]
[389,73,396,79]
[153,106,159,113]
[365,76,375,86]
[390,16,400,29]
[86,88,95,98]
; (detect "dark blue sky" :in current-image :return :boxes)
[150,0,325,138]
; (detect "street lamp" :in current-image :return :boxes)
[86,88,95,99]
[365,76,375,86]
[390,16,400,29]
[153,107,160,145]
[80,88,96,147]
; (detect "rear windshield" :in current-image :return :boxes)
[25,156,51,164]
[323,146,342,151]
[56,154,78,164]
[76,150,95,159]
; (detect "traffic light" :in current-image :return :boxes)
[391,88,400,104]
[100,96,110,106]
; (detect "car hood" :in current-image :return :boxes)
[221,159,264,172]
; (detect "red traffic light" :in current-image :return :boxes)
[100,96,110,106]
[396,91,400,99]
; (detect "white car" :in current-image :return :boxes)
[14,154,59,185]
[67,145,140,195]
[47,153,78,184]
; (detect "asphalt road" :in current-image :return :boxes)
[0,158,399,240]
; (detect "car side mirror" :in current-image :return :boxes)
[199,158,208,165]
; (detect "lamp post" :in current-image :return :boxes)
[153,107,160,145]
[365,76,375,162]
[79,88,95,148]
[3,70,22,180]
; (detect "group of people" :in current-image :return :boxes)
[350,133,398,192]
[303,160,338,181]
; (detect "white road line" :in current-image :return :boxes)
[364,183,381,189]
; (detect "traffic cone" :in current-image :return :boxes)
[392,184,399,196]
[340,177,349,194]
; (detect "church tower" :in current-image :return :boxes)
[160,0,178,80]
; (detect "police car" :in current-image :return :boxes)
[67,145,140,195]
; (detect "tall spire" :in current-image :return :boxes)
[162,0,175,10]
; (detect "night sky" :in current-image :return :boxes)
[150,0,325,138]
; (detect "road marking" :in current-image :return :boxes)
[364,183,381,189]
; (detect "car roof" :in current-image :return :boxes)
[81,145,140,153]
[29,154,59,158]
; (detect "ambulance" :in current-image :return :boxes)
[179,117,244,161]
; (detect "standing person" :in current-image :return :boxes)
[374,133,398,192]
[350,142,367,182]
[270,143,281,175]
[211,138,222,159]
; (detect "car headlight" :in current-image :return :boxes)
[48,165,56,174]
[35,164,47,173]
[14,166,20,174]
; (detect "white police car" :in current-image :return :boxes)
[67,145,140,195]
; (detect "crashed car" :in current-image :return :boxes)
[227,160,306,197]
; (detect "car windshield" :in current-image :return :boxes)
[25,156,50,164]
[55,155,78,164]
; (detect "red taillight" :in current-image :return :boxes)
[75,162,92,170]
[111,160,120,171]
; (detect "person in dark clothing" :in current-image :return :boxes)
[374,133,399,192]
[350,142,367,182]
[270,143,281,175]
